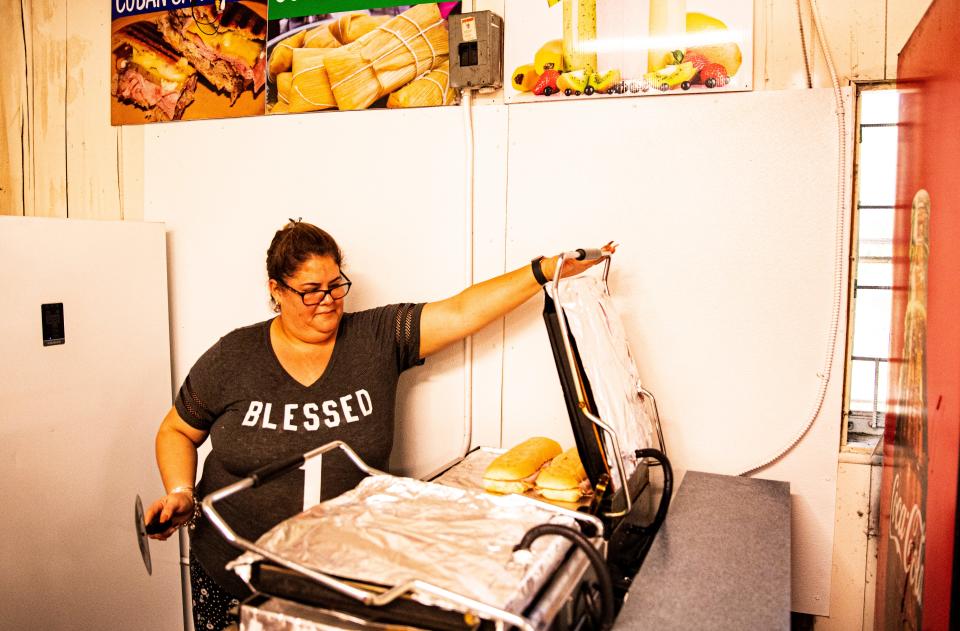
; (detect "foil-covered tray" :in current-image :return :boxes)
[241,594,429,631]
[229,475,577,616]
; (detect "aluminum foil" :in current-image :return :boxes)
[557,276,655,491]
[230,475,575,617]
[430,448,499,493]
[242,596,425,631]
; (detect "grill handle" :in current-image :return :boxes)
[249,453,305,487]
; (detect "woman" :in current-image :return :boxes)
[145,220,612,630]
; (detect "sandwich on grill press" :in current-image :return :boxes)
[157,4,267,102]
[483,437,562,494]
[534,448,591,503]
[112,21,199,121]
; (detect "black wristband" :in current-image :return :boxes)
[531,255,549,285]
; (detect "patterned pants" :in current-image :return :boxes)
[189,550,241,631]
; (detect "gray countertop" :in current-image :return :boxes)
[613,471,791,631]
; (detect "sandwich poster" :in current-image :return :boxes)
[265,1,461,114]
[504,0,752,103]
[111,0,267,124]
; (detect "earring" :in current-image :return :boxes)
[273,297,281,313]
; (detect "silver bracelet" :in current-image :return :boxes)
[186,489,201,530]
[168,486,201,530]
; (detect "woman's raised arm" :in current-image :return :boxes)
[419,244,615,358]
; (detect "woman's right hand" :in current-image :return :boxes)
[143,490,195,541]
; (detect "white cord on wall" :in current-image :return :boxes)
[741,0,847,476]
[461,85,476,459]
[459,0,478,460]
[796,0,813,88]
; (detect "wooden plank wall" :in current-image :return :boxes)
[0,0,932,222]
[0,0,142,220]
[0,2,28,216]
[0,0,935,222]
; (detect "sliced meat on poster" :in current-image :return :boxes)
[157,4,267,102]
[111,20,199,121]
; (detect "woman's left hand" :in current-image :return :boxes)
[541,241,618,282]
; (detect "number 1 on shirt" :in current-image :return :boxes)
[301,455,322,511]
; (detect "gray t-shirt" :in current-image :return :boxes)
[175,303,425,597]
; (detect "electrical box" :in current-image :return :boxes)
[448,11,503,91]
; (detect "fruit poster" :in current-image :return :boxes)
[111,0,268,124]
[504,0,752,103]
[265,1,461,114]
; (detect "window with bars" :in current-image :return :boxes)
[844,85,900,448]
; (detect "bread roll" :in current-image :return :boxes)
[538,486,585,503]
[482,479,528,495]
[535,448,589,502]
[482,437,561,494]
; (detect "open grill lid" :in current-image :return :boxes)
[541,255,658,519]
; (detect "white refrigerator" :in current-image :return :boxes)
[0,217,183,630]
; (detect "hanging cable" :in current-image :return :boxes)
[458,0,477,460]
[741,0,847,475]
[513,524,615,630]
[416,3,478,482]
[460,83,475,459]
[796,0,813,88]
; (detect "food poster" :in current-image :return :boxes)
[265,2,461,114]
[111,1,268,124]
[504,0,752,103]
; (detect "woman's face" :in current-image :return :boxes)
[271,254,347,342]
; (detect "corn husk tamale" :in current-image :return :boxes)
[328,13,390,45]
[268,30,306,76]
[387,61,456,108]
[270,101,290,114]
[303,24,341,49]
[276,71,292,103]
[288,48,337,112]
[325,3,449,111]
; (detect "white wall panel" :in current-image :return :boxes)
[502,88,851,614]
[469,105,511,451]
[0,217,179,630]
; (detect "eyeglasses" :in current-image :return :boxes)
[278,272,352,306]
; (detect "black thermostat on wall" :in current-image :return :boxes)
[41,303,65,346]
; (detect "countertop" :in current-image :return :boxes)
[613,470,791,631]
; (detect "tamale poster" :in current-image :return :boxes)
[504,0,752,103]
[111,1,267,125]
[265,1,461,114]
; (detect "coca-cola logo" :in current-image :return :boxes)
[888,473,926,604]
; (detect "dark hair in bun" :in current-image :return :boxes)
[266,219,343,284]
